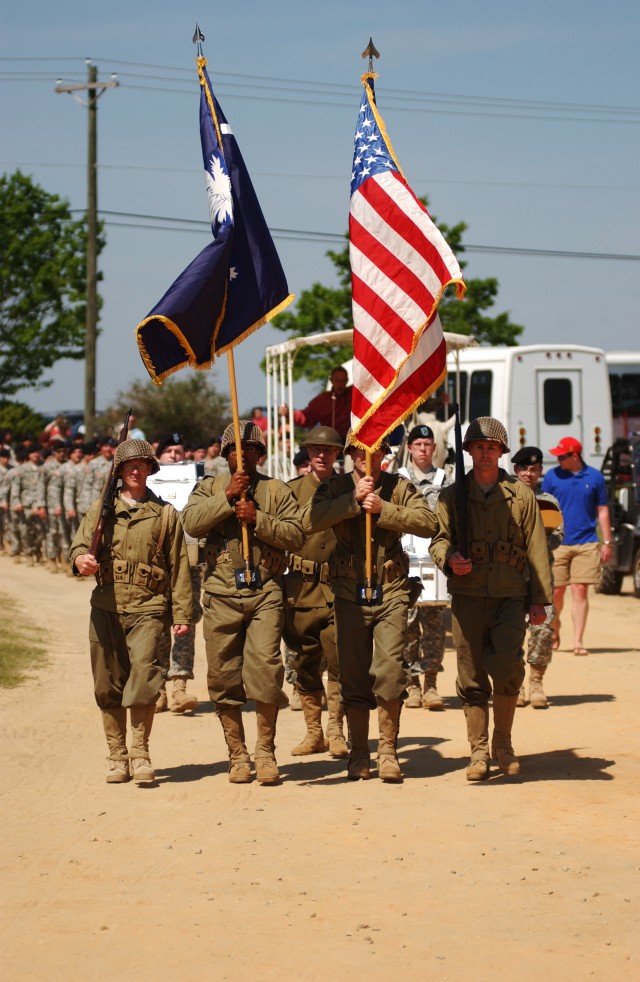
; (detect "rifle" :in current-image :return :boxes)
[88,409,132,558]
[453,404,469,559]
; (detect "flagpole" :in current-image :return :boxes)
[227,348,253,581]
[365,450,374,601]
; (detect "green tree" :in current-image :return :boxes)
[0,170,103,395]
[0,400,44,442]
[104,373,231,446]
[271,201,523,385]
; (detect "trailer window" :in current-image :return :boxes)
[469,371,492,420]
[444,373,468,422]
[543,378,573,424]
[609,372,640,420]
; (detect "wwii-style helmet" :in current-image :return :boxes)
[300,426,343,449]
[462,417,509,453]
[113,439,160,475]
[220,420,266,458]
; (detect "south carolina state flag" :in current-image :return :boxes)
[136,56,293,384]
[349,72,465,451]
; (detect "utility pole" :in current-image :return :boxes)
[55,62,118,439]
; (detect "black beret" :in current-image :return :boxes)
[511,446,543,467]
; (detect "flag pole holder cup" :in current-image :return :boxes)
[235,565,262,590]
[356,581,383,605]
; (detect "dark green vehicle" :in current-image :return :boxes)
[598,436,640,598]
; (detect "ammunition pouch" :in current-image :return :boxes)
[97,559,168,594]
[288,554,330,584]
[258,543,288,576]
[469,539,528,574]
[381,551,410,584]
[204,542,232,568]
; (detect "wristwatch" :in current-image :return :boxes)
[603,540,611,545]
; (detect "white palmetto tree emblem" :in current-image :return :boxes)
[205,154,232,231]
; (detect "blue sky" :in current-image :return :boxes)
[1,1,638,417]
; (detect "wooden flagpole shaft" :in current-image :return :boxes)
[365,450,373,595]
[226,349,251,568]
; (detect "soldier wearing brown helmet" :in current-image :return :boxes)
[430,418,552,781]
[182,420,304,786]
[70,439,194,784]
[304,433,435,782]
[284,426,348,759]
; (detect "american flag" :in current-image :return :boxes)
[349,73,465,451]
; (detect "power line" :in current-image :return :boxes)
[94,210,640,260]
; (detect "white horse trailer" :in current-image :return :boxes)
[605,351,640,438]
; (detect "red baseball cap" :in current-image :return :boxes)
[549,436,582,456]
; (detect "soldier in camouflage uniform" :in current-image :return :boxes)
[70,439,193,784]
[0,447,13,555]
[284,426,348,758]
[8,447,46,565]
[43,440,69,573]
[304,435,435,782]
[153,433,201,715]
[62,445,85,547]
[79,437,115,516]
[182,421,304,785]
[398,425,452,710]
[512,446,564,709]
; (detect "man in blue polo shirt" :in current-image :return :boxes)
[541,437,612,656]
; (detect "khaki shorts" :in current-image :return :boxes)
[553,542,601,586]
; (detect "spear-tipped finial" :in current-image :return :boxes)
[361,37,380,72]
[193,23,205,56]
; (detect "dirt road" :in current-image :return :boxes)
[1,561,638,981]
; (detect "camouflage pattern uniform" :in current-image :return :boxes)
[527,488,564,667]
[80,453,113,516]
[0,457,14,553]
[156,563,203,680]
[62,457,85,538]
[43,452,70,563]
[9,459,46,562]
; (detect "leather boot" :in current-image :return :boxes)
[528,666,548,709]
[491,694,520,776]
[291,690,328,755]
[129,704,156,782]
[422,671,444,710]
[101,707,129,783]
[405,680,422,708]
[516,684,527,707]
[154,681,168,714]
[325,681,348,758]
[218,706,252,783]
[464,704,490,781]
[254,702,280,785]
[376,698,402,781]
[170,677,198,714]
[346,705,371,780]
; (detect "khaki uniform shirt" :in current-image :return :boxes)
[182,473,304,598]
[69,490,193,622]
[430,469,552,605]
[304,472,436,601]
[284,473,336,608]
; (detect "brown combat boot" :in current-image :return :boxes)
[218,706,252,783]
[254,702,280,785]
[516,684,527,707]
[464,704,490,781]
[325,681,348,758]
[154,682,168,713]
[528,666,548,709]
[405,680,422,708]
[170,677,198,714]
[345,705,371,780]
[291,690,327,755]
[101,707,129,783]
[421,670,444,710]
[376,698,402,782]
[129,704,156,782]
[491,694,520,776]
